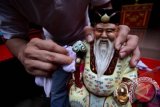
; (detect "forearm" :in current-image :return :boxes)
[6,38,27,61]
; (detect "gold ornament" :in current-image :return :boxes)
[101,14,110,23]
[114,83,129,105]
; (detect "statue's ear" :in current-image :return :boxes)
[83,26,94,43]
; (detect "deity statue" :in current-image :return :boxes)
[69,8,138,107]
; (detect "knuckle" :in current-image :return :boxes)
[47,55,56,62]
[24,60,33,69]
[23,59,28,65]
[135,35,139,41]
[48,42,56,50]
[23,48,31,56]
[30,38,39,43]
[127,47,134,52]
[47,64,55,71]
[129,34,139,41]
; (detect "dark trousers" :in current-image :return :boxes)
[51,68,71,107]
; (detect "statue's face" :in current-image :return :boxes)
[93,23,118,77]
[93,23,118,42]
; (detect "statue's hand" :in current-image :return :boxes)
[113,83,129,105]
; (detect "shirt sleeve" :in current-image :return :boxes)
[0,1,29,39]
[90,0,111,7]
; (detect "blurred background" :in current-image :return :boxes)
[112,0,160,59]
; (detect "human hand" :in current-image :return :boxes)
[115,25,140,67]
[83,26,94,43]
[18,38,73,76]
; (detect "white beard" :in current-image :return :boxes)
[94,38,115,78]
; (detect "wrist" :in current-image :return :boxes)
[17,44,26,64]
[5,38,28,63]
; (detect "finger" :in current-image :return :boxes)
[29,38,68,55]
[84,26,94,43]
[26,69,50,77]
[119,35,139,58]
[115,25,130,50]
[24,59,58,73]
[25,48,73,64]
[129,46,141,67]
[48,52,73,65]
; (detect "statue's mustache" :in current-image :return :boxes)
[95,39,110,49]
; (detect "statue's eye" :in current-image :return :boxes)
[96,28,103,33]
[106,28,116,33]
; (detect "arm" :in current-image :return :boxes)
[0,1,72,76]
